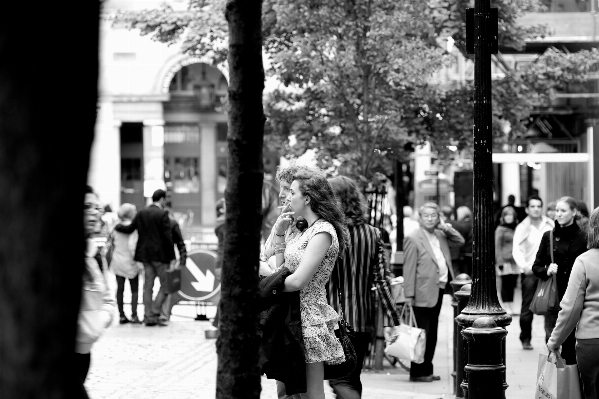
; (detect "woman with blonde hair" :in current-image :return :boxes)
[533,196,588,363]
[110,203,142,324]
[548,206,599,398]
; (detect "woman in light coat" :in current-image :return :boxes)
[548,206,599,399]
[110,203,143,324]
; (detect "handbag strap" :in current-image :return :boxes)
[550,230,554,264]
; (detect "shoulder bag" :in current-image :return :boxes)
[323,293,357,380]
[530,230,561,315]
[384,302,426,364]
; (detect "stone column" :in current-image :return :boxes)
[88,101,121,208]
[200,121,217,226]
[142,119,166,204]
[587,120,599,209]
[500,163,521,206]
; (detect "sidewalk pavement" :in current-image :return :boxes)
[88,279,545,399]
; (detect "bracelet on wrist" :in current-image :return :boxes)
[275,232,286,237]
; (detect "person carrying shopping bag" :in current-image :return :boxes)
[547,205,599,399]
[403,202,465,382]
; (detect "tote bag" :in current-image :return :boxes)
[536,352,582,399]
[384,303,426,364]
[530,231,560,315]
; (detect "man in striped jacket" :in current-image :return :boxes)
[327,176,400,398]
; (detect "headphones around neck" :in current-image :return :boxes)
[296,216,308,232]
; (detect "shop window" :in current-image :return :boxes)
[217,122,228,142]
[164,124,200,143]
[165,157,200,194]
[121,158,142,194]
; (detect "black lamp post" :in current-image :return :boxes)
[455,0,511,397]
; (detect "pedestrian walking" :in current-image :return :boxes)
[533,196,588,364]
[403,202,465,382]
[158,209,188,324]
[327,176,401,398]
[512,195,554,350]
[578,200,590,232]
[546,201,557,221]
[452,206,473,276]
[211,198,225,329]
[548,205,599,399]
[114,189,175,327]
[272,168,350,399]
[78,186,115,385]
[110,203,142,324]
[494,206,519,315]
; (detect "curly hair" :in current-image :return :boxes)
[276,164,324,185]
[328,176,368,226]
[293,169,350,253]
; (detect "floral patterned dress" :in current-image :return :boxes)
[282,219,345,364]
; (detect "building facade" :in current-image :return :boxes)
[92,0,277,234]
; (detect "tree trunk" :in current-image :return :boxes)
[216,1,265,398]
[0,2,100,398]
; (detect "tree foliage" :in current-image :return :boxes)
[111,0,599,181]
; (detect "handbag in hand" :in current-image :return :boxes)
[385,302,426,364]
[323,295,357,380]
[530,230,561,316]
[166,260,181,294]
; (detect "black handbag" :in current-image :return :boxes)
[166,261,182,294]
[323,295,357,380]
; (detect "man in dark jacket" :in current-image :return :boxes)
[115,189,175,326]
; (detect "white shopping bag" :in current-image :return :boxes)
[536,352,558,399]
[384,303,426,364]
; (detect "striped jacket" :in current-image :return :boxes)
[327,223,400,333]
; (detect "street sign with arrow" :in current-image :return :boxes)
[177,250,221,301]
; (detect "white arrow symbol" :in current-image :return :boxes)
[187,258,215,292]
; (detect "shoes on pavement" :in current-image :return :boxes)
[130,315,141,324]
[144,318,157,327]
[430,375,441,381]
[522,342,534,350]
[410,376,434,382]
[157,318,168,327]
[119,316,130,325]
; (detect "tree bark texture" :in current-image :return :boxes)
[216,1,265,398]
[0,2,100,398]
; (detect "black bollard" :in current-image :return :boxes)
[455,283,472,399]
[450,274,472,395]
[461,317,508,399]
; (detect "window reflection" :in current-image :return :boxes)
[164,157,200,194]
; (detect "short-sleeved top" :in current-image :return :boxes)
[283,219,339,324]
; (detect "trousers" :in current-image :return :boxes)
[519,274,537,344]
[143,261,169,319]
[410,289,444,378]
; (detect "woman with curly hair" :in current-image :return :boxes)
[273,168,349,399]
[327,176,400,397]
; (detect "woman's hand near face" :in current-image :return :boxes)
[547,262,558,276]
[275,212,294,235]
